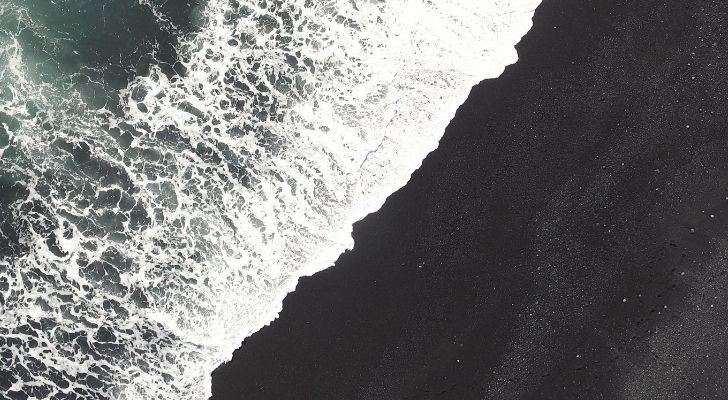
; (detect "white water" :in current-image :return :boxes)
[0,0,540,398]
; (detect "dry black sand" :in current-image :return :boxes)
[212,0,728,398]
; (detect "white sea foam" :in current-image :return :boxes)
[0,0,540,398]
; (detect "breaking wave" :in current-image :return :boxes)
[0,0,540,398]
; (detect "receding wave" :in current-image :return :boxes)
[0,0,539,398]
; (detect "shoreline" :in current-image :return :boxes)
[212,0,728,398]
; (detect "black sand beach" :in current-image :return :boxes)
[212,0,728,398]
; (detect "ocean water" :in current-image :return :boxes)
[0,1,540,399]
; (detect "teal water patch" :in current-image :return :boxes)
[2,0,202,87]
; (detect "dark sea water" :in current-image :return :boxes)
[0,1,539,398]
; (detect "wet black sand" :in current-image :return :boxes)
[212,0,728,398]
